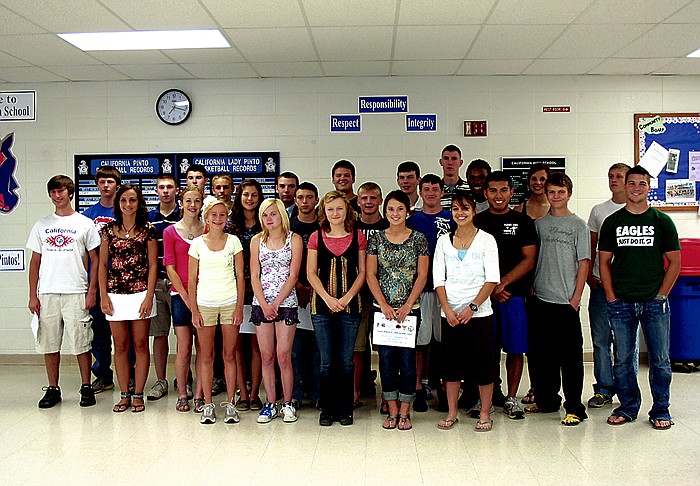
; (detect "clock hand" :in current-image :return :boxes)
[169,106,175,114]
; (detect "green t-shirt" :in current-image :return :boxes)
[598,207,680,301]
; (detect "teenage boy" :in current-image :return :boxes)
[186,163,216,207]
[146,174,180,400]
[599,165,680,430]
[28,175,101,408]
[528,172,590,426]
[407,174,455,412]
[474,171,537,420]
[466,159,492,213]
[439,145,469,209]
[277,171,299,218]
[397,160,422,214]
[354,182,389,406]
[586,163,630,408]
[332,159,360,213]
[81,165,120,393]
[290,182,321,408]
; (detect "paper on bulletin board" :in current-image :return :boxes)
[373,313,417,348]
[665,179,696,204]
[639,141,670,179]
[689,151,700,182]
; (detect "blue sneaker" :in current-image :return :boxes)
[257,402,278,423]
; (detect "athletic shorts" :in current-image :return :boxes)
[417,291,442,345]
[149,278,172,337]
[36,293,93,355]
[493,296,529,354]
[354,297,372,352]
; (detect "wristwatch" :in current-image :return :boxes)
[469,302,478,312]
[655,294,668,302]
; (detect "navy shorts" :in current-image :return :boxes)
[172,294,193,327]
[493,296,528,354]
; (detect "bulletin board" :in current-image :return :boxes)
[634,113,700,211]
[74,151,279,213]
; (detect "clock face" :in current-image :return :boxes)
[156,89,191,125]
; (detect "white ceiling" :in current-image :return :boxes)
[1,0,699,83]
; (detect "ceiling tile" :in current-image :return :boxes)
[614,24,700,58]
[2,34,101,65]
[100,0,216,29]
[665,0,700,23]
[112,63,195,80]
[469,25,566,59]
[44,64,130,81]
[0,0,129,32]
[89,50,175,65]
[322,61,391,76]
[251,62,323,77]
[394,25,480,60]
[201,0,306,28]
[0,5,46,34]
[0,51,32,68]
[488,0,595,24]
[541,24,654,59]
[161,48,245,64]
[523,58,603,75]
[588,58,678,75]
[0,66,67,82]
[398,0,496,25]
[302,0,397,26]
[226,28,316,62]
[575,0,691,24]
[182,63,258,78]
[456,59,531,75]
[652,58,700,75]
[392,60,460,75]
[312,27,393,61]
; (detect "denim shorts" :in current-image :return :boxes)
[171,294,192,327]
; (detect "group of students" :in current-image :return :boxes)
[27,143,681,432]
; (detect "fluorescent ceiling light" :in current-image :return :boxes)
[58,29,229,51]
[688,47,700,58]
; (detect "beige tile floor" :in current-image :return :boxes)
[1,362,699,486]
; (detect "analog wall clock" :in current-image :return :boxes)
[156,89,191,125]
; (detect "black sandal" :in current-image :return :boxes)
[113,392,131,413]
[131,393,145,413]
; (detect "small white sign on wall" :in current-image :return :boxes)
[0,91,36,122]
[0,249,25,271]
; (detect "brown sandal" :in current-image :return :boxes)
[113,392,131,413]
[175,397,190,412]
[382,415,398,429]
[398,414,412,431]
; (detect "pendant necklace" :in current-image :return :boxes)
[123,223,136,239]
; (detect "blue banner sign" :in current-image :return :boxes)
[330,115,361,132]
[90,158,159,176]
[406,114,437,132]
[190,156,262,174]
[359,96,408,113]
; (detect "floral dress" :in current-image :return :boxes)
[103,222,158,294]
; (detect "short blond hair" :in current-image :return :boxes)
[202,199,229,223]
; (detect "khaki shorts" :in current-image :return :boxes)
[354,297,372,353]
[149,278,172,337]
[36,293,93,355]
[199,302,236,327]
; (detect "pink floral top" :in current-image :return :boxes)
[103,222,157,294]
[252,231,297,308]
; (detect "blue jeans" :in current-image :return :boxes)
[312,312,360,418]
[90,299,113,382]
[588,285,615,398]
[608,299,672,421]
[378,310,420,403]
[291,328,320,402]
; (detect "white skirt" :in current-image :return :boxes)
[106,290,157,322]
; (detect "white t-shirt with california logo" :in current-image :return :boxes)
[26,212,101,294]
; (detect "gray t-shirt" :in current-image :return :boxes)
[534,213,590,304]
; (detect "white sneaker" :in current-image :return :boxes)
[503,397,525,420]
[257,402,278,423]
[147,379,168,401]
[282,402,298,423]
[200,403,216,424]
[222,402,240,424]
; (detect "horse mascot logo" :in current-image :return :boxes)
[0,133,20,214]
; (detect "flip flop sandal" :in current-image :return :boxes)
[398,414,412,431]
[380,401,390,415]
[475,419,493,432]
[113,392,131,413]
[607,414,632,426]
[175,397,190,412]
[521,388,535,404]
[650,418,674,430]
[131,393,145,413]
[438,417,459,430]
[382,415,398,430]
